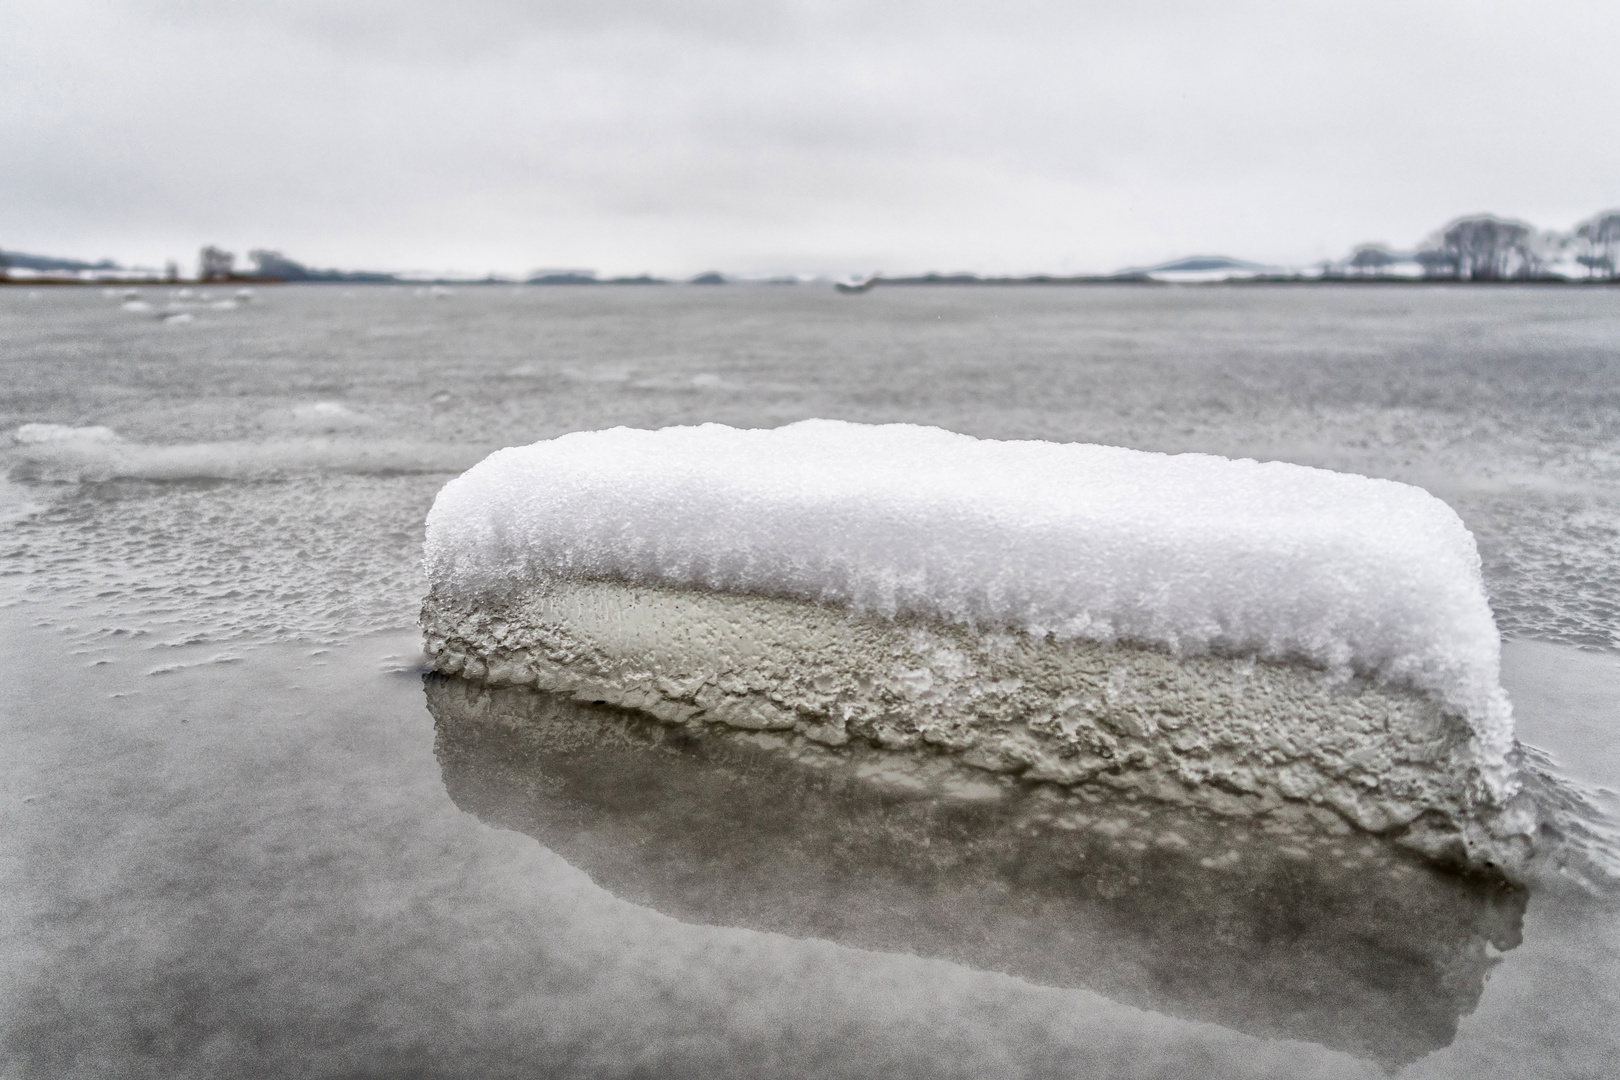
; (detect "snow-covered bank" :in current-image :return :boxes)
[422,421,1526,870]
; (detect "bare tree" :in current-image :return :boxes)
[1348,244,1395,277]
[1572,210,1620,280]
[1414,247,1459,279]
[1448,216,1529,279]
[1416,215,1544,280]
[198,246,235,281]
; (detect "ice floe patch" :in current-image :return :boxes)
[15,423,120,446]
[425,419,1514,786]
[287,401,373,433]
[419,419,1548,877]
[6,423,484,482]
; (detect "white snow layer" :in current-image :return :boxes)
[424,420,1514,776]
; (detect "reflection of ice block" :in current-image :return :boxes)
[427,678,1528,1069]
[422,420,1525,871]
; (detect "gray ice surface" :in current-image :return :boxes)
[3,284,1618,1077]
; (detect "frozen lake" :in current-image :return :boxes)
[3,283,1617,1078]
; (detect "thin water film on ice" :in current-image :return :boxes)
[2,284,1618,1079]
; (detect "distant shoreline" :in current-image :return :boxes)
[0,276,287,288]
[831,274,1620,290]
[4,275,1617,289]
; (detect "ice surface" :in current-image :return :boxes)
[7,424,483,482]
[424,420,1515,788]
[430,674,1528,1067]
[15,423,119,445]
[288,401,374,432]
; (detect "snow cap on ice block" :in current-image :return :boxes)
[423,421,1520,868]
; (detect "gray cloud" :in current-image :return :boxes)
[3,0,1617,276]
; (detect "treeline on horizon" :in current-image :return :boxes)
[3,207,1617,285]
[1333,208,1620,281]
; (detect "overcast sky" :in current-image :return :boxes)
[3,0,1617,277]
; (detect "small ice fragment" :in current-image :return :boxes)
[15,424,118,445]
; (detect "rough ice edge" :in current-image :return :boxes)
[423,420,1518,804]
[423,579,1536,876]
[1511,745,1620,892]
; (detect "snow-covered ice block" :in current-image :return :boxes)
[421,421,1524,870]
